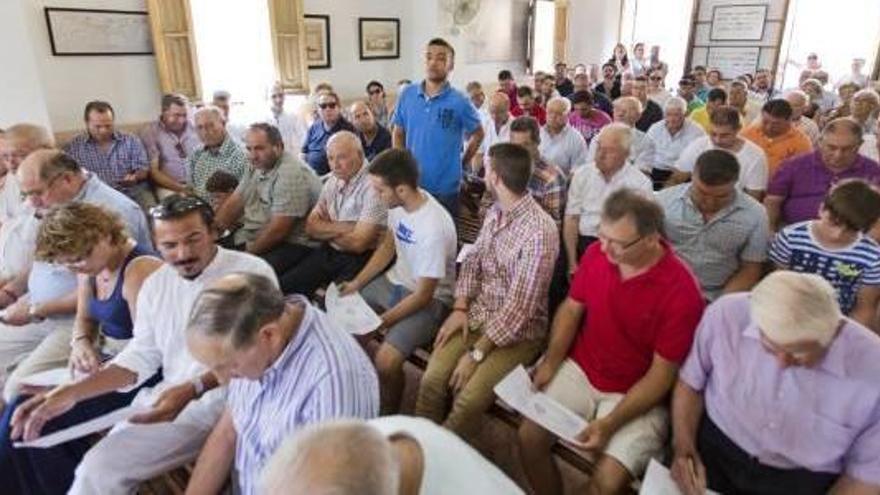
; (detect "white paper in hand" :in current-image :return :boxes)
[325,283,383,335]
[14,404,146,449]
[494,365,588,445]
[639,459,720,495]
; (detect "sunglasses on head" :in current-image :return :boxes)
[318,102,338,109]
[149,194,212,220]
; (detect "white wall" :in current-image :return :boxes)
[20,0,162,132]
[566,0,622,66]
[0,0,52,130]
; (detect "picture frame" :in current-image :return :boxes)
[709,5,768,42]
[44,7,153,56]
[358,17,400,60]
[304,14,331,69]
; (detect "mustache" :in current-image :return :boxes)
[173,258,199,267]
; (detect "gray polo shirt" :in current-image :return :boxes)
[657,183,769,300]
[234,152,322,247]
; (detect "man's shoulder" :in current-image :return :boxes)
[656,182,688,204]
[64,133,90,150]
[215,248,277,280]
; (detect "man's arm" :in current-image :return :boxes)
[333,222,383,254]
[562,215,580,275]
[722,261,765,294]
[744,188,765,202]
[304,206,355,240]
[851,286,880,333]
[148,159,187,192]
[382,277,440,330]
[392,126,406,149]
[185,409,236,495]
[246,215,295,255]
[669,379,709,495]
[461,127,485,168]
[763,194,784,232]
[541,298,585,369]
[595,354,679,434]
[214,191,245,231]
[346,229,395,290]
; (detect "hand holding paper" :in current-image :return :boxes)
[14,404,146,449]
[325,283,383,335]
[640,459,718,495]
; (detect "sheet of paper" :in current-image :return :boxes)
[14,404,146,449]
[494,365,588,444]
[325,283,383,335]
[639,459,719,495]
[456,243,475,263]
[19,367,72,387]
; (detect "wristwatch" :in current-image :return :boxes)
[468,346,485,363]
[191,375,205,397]
[28,304,45,322]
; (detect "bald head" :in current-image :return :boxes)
[194,105,228,148]
[4,124,55,172]
[327,131,365,180]
[785,90,809,119]
[488,92,511,125]
[350,101,376,133]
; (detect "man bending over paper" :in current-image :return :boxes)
[517,189,704,495]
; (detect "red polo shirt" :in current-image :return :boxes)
[568,241,705,393]
[511,104,547,126]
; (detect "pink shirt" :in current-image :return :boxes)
[568,110,611,145]
[680,293,880,484]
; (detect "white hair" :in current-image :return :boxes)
[750,271,842,347]
[853,88,880,105]
[784,89,810,105]
[193,105,225,122]
[546,96,571,114]
[597,122,633,152]
[664,96,687,113]
[260,420,399,495]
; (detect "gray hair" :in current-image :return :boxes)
[784,89,810,105]
[853,88,880,105]
[750,271,842,347]
[327,130,365,157]
[260,420,398,495]
[546,96,571,114]
[193,105,225,123]
[823,117,864,141]
[664,96,688,113]
[186,273,285,348]
[5,123,55,150]
[597,122,633,153]
[614,96,643,117]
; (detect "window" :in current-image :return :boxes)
[531,0,557,72]
[620,0,695,82]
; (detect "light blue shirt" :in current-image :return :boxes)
[392,81,482,195]
[227,296,379,495]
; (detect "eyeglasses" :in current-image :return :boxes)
[597,230,643,251]
[649,76,663,81]
[318,102,338,110]
[149,194,212,220]
[368,89,383,95]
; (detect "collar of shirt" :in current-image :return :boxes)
[679,184,746,223]
[417,80,451,100]
[204,135,234,156]
[490,194,534,230]
[337,161,369,192]
[158,119,192,138]
[741,322,847,377]
[85,130,122,144]
[71,172,95,202]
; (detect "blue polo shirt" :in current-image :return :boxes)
[392,81,482,196]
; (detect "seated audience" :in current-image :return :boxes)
[511,86,546,126]
[466,81,487,118]
[140,93,201,199]
[498,69,520,113]
[473,92,513,173]
[188,105,248,199]
[785,89,821,146]
[647,69,672,108]
[822,82,858,124]
[302,91,355,175]
[538,73,560,107]
[706,68,723,88]
[341,149,456,414]
[850,88,879,135]
[677,76,705,115]
[769,179,880,330]
[280,132,387,297]
[673,106,769,200]
[689,87,726,133]
[765,118,880,230]
[350,101,392,161]
[0,124,54,222]
[261,416,524,494]
[658,150,769,301]
[265,82,309,154]
[671,272,880,495]
[416,143,558,436]
[569,90,612,146]
[594,62,622,100]
[7,194,276,493]
[507,116,567,227]
[555,62,574,97]
[214,123,321,275]
[64,100,152,207]
[366,80,392,128]
[0,202,161,494]
[183,273,379,494]
[741,99,813,179]
[571,72,614,116]
[630,43,648,77]
[204,170,239,214]
[728,80,762,126]
[587,97,649,170]
[751,68,781,101]
[565,124,652,272]
[642,97,706,190]
[539,97,589,177]
[519,188,705,495]
[691,65,711,101]
[632,75,663,132]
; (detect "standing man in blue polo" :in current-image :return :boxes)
[392,38,484,216]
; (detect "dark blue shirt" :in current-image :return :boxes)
[359,124,392,162]
[301,118,355,175]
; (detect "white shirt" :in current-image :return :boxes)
[112,248,277,430]
[860,134,878,162]
[796,116,820,146]
[265,109,309,152]
[0,209,37,280]
[648,89,672,109]
[0,173,23,223]
[385,192,458,304]
[566,162,653,236]
[539,124,589,176]
[479,116,512,154]
[370,415,525,495]
[585,126,649,171]
[642,119,706,171]
[674,136,769,192]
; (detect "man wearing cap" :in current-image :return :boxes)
[670,271,880,495]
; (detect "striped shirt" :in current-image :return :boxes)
[64,131,149,196]
[228,296,379,495]
[769,221,880,314]
[527,157,567,228]
[456,194,559,346]
[187,135,249,199]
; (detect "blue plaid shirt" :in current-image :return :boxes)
[64,131,149,196]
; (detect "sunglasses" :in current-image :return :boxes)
[149,194,212,220]
[650,76,663,81]
[175,142,186,159]
[318,102,338,110]
[368,89,383,95]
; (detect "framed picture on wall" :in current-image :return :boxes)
[358,18,400,60]
[710,5,768,41]
[44,7,153,56]
[305,14,331,69]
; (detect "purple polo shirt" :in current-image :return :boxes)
[767,151,880,226]
[140,120,201,183]
[680,293,880,484]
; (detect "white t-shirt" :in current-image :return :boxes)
[370,415,525,495]
[566,162,653,236]
[385,192,457,304]
[673,136,768,192]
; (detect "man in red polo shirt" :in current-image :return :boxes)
[518,188,705,495]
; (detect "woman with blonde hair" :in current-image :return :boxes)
[0,202,161,494]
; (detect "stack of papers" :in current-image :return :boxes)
[325,283,383,335]
[639,459,720,495]
[14,404,146,449]
[494,365,588,445]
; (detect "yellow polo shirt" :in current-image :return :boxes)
[740,124,813,178]
[689,107,712,133]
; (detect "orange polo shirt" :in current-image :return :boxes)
[740,124,812,178]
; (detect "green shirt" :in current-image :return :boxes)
[187,136,248,198]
